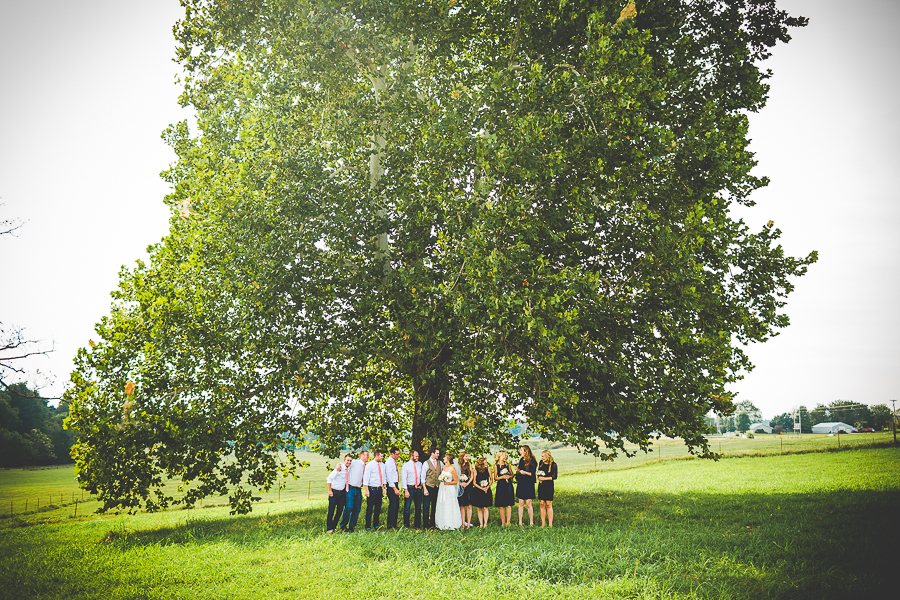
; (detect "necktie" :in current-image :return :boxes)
[415,463,419,486]
[344,465,349,492]
[378,462,383,486]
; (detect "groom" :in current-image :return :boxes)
[421,447,441,529]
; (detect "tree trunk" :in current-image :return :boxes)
[408,355,451,456]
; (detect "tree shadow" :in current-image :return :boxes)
[94,485,897,597]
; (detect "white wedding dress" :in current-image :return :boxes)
[435,468,463,530]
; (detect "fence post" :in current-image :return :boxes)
[719,441,722,455]
[74,501,77,519]
[308,481,311,500]
[780,437,783,453]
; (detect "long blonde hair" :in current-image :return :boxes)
[541,450,554,465]
[495,450,508,465]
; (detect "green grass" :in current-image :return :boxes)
[0,431,893,523]
[1,445,897,599]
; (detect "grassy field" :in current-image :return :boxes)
[2,431,893,522]
[1,444,897,599]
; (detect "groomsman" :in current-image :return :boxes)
[421,447,441,529]
[384,447,401,530]
[325,454,353,533]
[339,450,368,533]
[400,450,423,528]
[363,450,387,530]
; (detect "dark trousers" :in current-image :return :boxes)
[403,486,422,528]
[339,487,363,531]
[423,485,439,528]
[326,490,346,531]
[386,486,400,529]
[365,486,384,530]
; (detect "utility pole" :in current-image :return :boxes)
[890,399,897,445]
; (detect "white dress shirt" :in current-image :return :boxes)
[347,458,367,488]
[400,460,422,488]
[362,460,386,488]
[326,465,348,491]
[384,456,399,487]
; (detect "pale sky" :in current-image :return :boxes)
[1,0,897,419]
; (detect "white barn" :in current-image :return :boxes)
[749,422,773,434]
[811,422,856,434]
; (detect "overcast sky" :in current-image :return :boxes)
[1,0,897,419]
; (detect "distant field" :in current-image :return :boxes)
[0,445,896,599]
[0,431,893,523]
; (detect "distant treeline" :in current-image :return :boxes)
[0,382,75,467]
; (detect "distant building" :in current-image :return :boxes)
[811,422,857,434]
[749,423,773,434]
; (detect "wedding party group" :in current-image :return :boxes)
[325,445,559,532]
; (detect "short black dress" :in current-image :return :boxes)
[537,461,558,501]
[457,465,472,507]
[516,458,537,500]
[470,467,493,508]
[493,463,515,507]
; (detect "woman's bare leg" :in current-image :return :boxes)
[547,501,553,527]
[526,499,534,525]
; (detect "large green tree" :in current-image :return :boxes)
[769,411,792,433]
[66,0,814,513]
[0,382,75,468]
[809,400,872,429]
[870,404,892,431]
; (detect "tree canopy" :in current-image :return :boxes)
[0,382,75,468]
[66,0,814,514]
[809,400,873,429]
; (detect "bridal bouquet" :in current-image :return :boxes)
[439,471,453,483]
[537,469,546,477]
[478,480,489,488]
[500,468,509,476]
[459,474,469,483]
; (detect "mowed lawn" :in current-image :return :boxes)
[0,447,897,600]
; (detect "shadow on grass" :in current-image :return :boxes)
[3,465,897,600]
[93,483,899,597]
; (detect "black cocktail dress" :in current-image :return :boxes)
[470,467,493,507]
[537,461,557,501]
[516,458,537,500]
[494,463,514,507]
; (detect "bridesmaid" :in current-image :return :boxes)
[537,450,558,527]
[470,456,493,528]
[493,450,515,526]
[516,445,537,526]
[457,451,474,528]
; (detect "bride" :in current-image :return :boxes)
[435,453,463,530]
